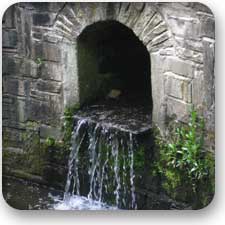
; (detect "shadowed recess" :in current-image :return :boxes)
[77,20,152,107]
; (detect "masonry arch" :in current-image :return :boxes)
[50,2,173,124]
[77,20,152,108]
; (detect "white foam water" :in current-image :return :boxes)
[53,194,117,210]
[56,117,139,210]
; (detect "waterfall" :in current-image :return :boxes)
[62,117,139,209]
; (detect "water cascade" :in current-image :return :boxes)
[55,104,153,210]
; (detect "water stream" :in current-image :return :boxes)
[55,104,152,210]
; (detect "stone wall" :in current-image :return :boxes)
[2,2,215,152]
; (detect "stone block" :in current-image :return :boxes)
[174,36,203,52]
[32,13,55,26]
[3,127,25,147]
[133,6,156,37]
[40,61,62,81]
[192,38,215,111]
[165,73,192,103]
[167,15,200,40]
[199,15,215,39]
[40,125,61,139]
[20,60,38,78]
[163,57,196,78]
[3,77,30,96]
[183,82,192,103]
[2,55,20,75]
[167,97,191,122]
[141,13,163,40]
[3,30,18,48]
[43,33,63,44]
[35,79,62,94]
[2,97,26,123]
[2,5,15,28]
[32,32,43,40]
[164,72,192,103]
[26,97,62,124]
[165,74,184,100]
[24,2,64,12]
[142,22,167,45]
[175,46,203,63]
[151,52,167,128]
[31,42,61,62]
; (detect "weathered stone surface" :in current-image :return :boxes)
[151,52,167,128]
[35,79,62,94]
[2,2,215,155]
[141,13,163,41]
[167,97,191,122]
[43,33,63,44]
[165,74,183,100]
[3,127,25,147]
[115,2,131,25]
[2,54,21,75]
[163,56,196,78]
[20,60,38,78]
[3,30,18,48]
[25,98,62,124]
[142,22,167,45]
[40,125,61,140]
[166,16,200,40]
[175,46,203,63]
[198,14,215,39]
[3,77,29,96]
[32,13,55,26]
[165,72,192,103]
[174,36,203,52]
[31,41,62,62]
[39,61,62,81]
[2,97,26,124]
[202,38,215,108]
[132,6,156,37]
[3,5,15,28]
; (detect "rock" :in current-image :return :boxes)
[107,89,122,99]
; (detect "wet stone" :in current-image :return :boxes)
[73,103,152,135]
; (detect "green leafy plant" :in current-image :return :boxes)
[45,137,56,147]
[154,109,215,208]
[36,57,44,66]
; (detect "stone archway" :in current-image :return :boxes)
[48,2,173,126]
[77,20,152,107]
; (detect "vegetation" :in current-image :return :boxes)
[62,103,80,150]
[154,109,215,209]
[36,57,44,66]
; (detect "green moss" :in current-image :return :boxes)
[62,103,80,151]
[134,146,145,173]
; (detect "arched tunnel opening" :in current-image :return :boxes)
[77,20,152,109]
[75,20,153,137]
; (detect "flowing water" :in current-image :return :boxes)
[3,103,152,210]
[55,103,152,210]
